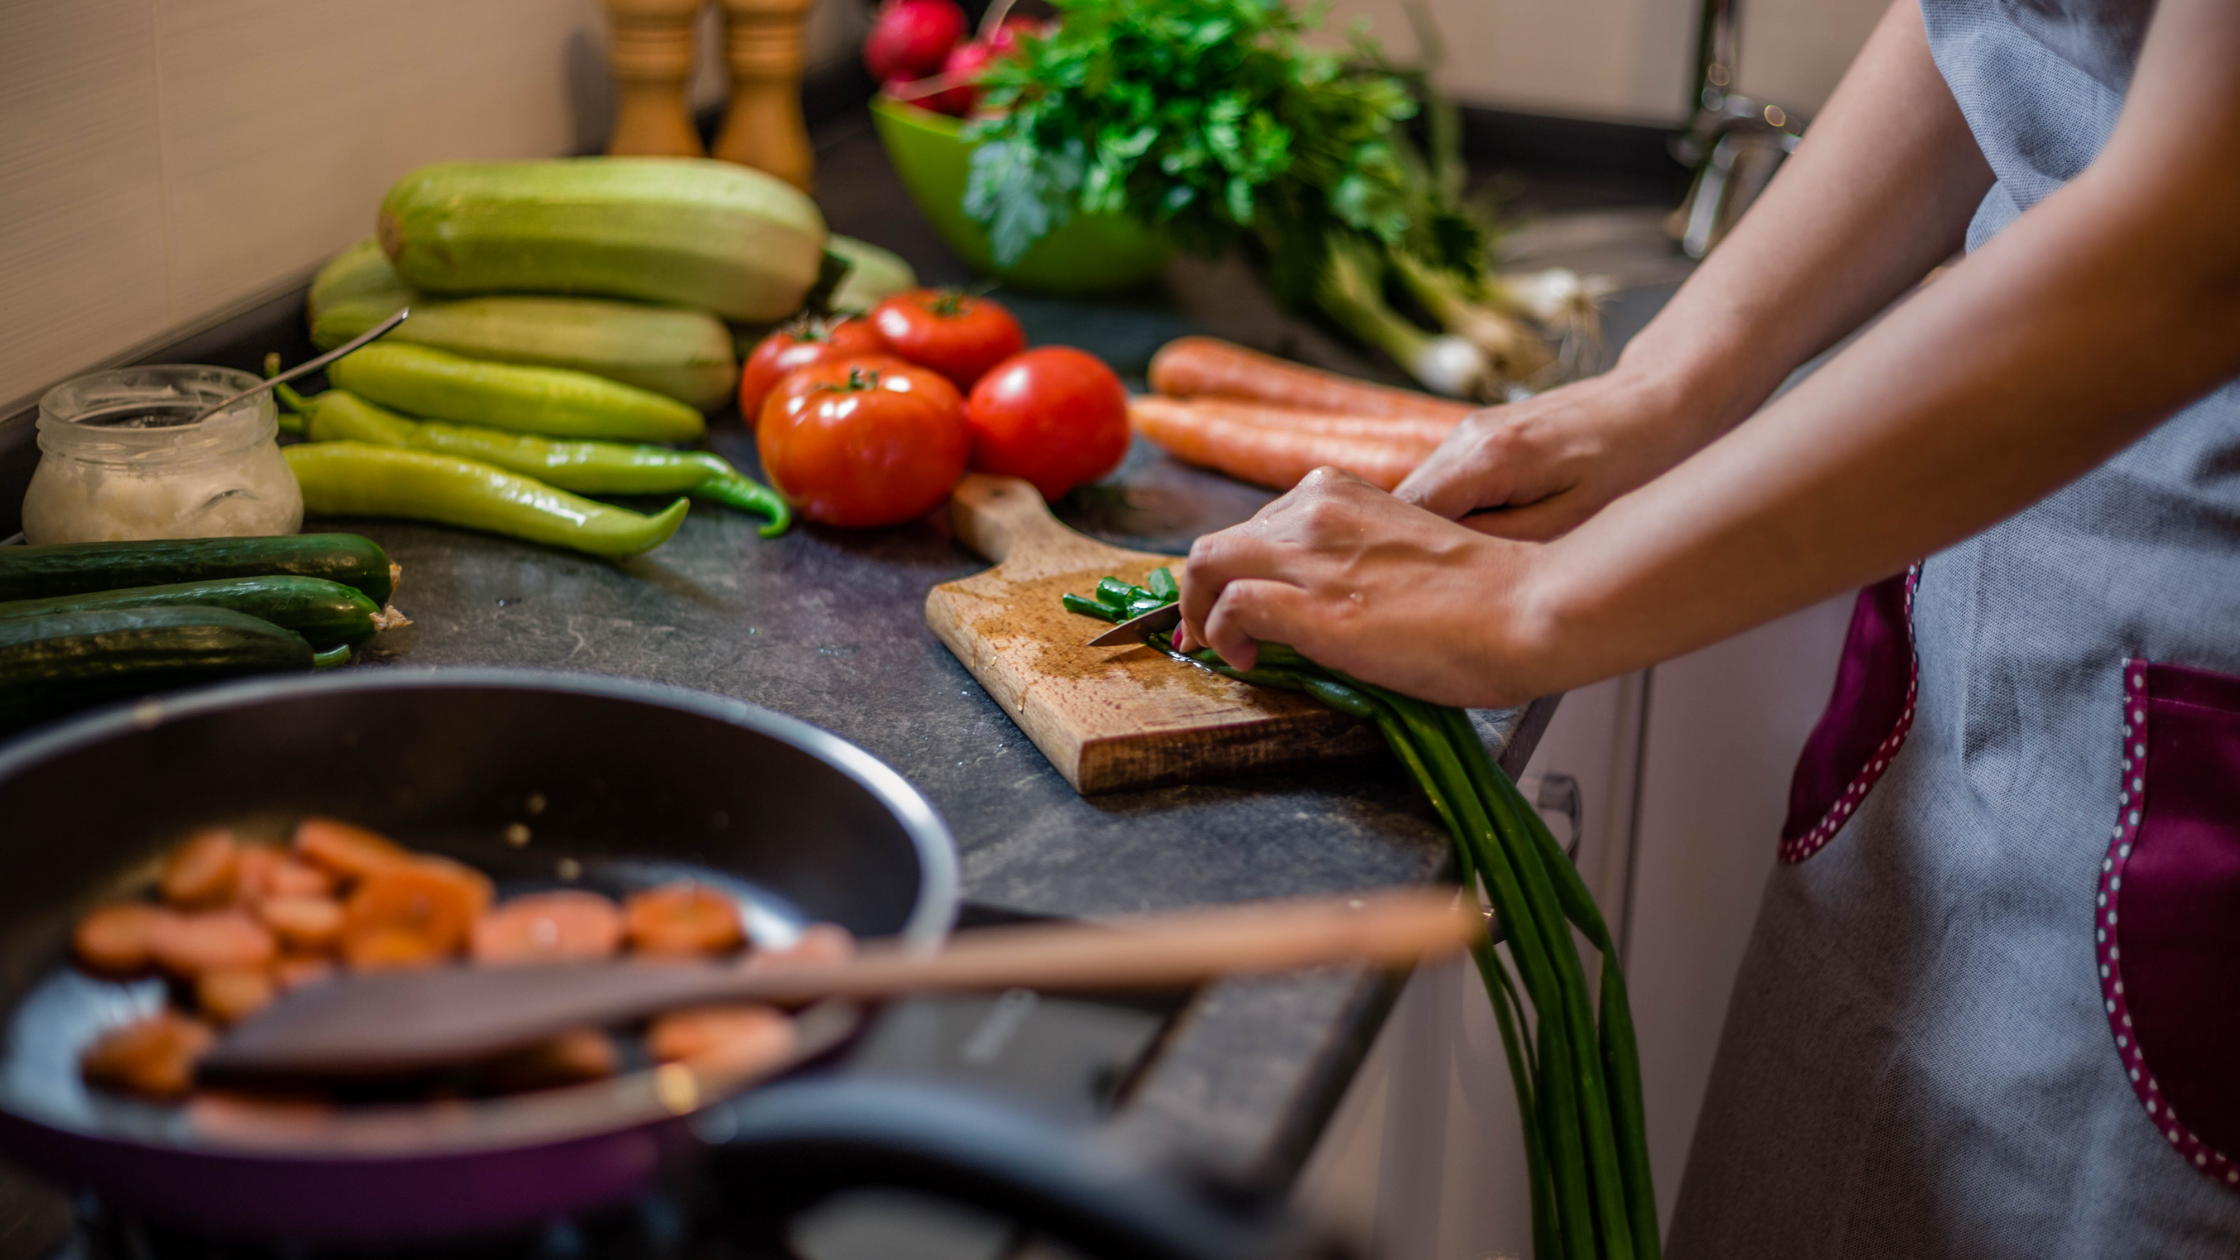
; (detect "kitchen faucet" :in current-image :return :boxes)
[1671,0,1804,258]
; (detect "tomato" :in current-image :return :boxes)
[757,358,970,528]
[868,290,1026,391]
[963,347,1130,500]
[738,316,890,427]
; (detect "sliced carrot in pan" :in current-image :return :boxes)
[647,1004,796,1076]
[624,884,745,957]
[292,817,410,884]
[73,903,178,975]
[341,857,494,970]
[80,1011,216,1098]
[160,828,240,909]
[195,968,276,1026]
[256,896,345,953]
[471,890,625,965]
[746,922,858,971]
[272,954,336,992]
[481,1028,620,1092]
[237,845,336,902]
[149,912,277,977]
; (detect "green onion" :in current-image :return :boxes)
[1062,593,1123,622]
[1059,582,1657,1260]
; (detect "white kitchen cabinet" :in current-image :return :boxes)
[1296,594,1854,1256]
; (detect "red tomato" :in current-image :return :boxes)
[869,290,1026,392]
[757,358,970,528]
[964,348,1130,500]
[738,316,890,427]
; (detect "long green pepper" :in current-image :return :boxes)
[279,384,789,537]
[1061,575,1658,1260]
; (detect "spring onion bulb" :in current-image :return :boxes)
[1390,252,1558,386]
[1314,236,1493,400]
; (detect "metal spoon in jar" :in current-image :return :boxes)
[187,306,410,424]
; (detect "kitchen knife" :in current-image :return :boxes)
[1088,602,1183,647]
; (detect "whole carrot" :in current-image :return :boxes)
[1130,396,1430,491]
[1128,397,1459,448]
[1148,336,1477,424]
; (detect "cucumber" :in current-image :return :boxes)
[378,158,827,323]
[0,606,317,728]
[0,576,383,650]
[0,535,395,605]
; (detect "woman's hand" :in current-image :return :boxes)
[1174,468,1559,709]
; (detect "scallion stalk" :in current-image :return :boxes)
[1314,235,1493,400]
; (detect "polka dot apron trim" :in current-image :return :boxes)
[2100,658,2239,1186]
[1779,565,1920,865]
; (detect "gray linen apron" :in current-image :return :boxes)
[1665,2,2240,1255]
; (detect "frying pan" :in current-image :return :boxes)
[0,669,959,1242]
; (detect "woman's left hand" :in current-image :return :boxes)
[1175,467,1558,709]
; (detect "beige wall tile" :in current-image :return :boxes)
[0,0,172,414]
[155,0,606,321]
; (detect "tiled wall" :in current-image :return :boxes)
[1325,0,1890,124]
[0,0,867,417]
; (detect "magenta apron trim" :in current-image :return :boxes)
[1779,565,1921,864]
[2099,659,2239,1186]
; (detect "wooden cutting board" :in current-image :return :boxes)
[925,475,1378,795]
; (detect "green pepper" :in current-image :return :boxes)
[328,342,705,443]
[284,386,790,537]
[284,442,689,558]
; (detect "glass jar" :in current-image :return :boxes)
[22,364,302,544]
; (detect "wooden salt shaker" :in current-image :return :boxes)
[713,0,816,190]
[604,0,708,158]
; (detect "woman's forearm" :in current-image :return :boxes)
[1616,1,1993,439]
[1524,0,2240,692]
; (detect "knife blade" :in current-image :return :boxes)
[1089,602,1183,647]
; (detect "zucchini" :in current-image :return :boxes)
[377,158,826,323]
[313,291,738,413]
[328,343,705,443]
[0,606,317,728]
[0,577,384,650]
[0,535,395,605]
[827,235,917,313]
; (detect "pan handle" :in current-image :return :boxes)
[702,1077,1351,1260]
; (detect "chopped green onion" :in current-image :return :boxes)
[1095,577,1137,610]
[1062,593,1123,622]
[1146,567,1179,601]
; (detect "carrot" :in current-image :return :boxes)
[195,968,276,1026]
[237,845,336,903]
[292,817,410,884]
[472,890,625,965]
[1129,396,1457,447]
[256,896,345,953]
[80,1011,215,1099]
[73,903,177,975]
[480,1028,619,1092]
[1148,336,1476,424]
[623,884,745,957]
[1130,398,1430,492]
[160,828,240,908]
[647,1004,796,1076]
[747,922,858,971]
[341,858,494,971]
[149,911,278,977]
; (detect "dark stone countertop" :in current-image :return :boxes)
[0,108,1682,1203]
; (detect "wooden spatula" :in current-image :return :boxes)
[200,888,1478,1083]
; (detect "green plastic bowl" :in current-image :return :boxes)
[871,96,1172,294]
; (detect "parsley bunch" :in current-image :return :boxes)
[961,0,1482,304]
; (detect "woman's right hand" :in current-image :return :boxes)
[1395,366,1726,541]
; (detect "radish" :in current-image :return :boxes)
[864,0,965,84]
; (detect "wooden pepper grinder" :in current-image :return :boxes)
[603,0,708,158]
[712,0,817,190]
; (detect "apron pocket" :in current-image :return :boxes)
[1779,566,1920,863]
[2099,658,2240,1189]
